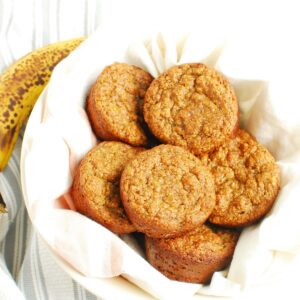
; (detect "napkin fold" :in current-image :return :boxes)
[22,27,300,299]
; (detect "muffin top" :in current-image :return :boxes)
[72,141,144,234]
[144,63,239,154]
[200,129,280,227]
[146,224,239,263]
[87,63,153,146]
[120,144,216,238]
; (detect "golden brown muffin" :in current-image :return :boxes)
[146,224,239,283]
[72,141,144,234]
[87,63,153,146]
[120,144,216,238]
[144,63,239,155]
[199,129,280,227]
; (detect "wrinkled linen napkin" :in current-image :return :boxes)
[21,25,300,300]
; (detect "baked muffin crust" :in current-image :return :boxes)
[144,63,239,154]
[200,129,280,227]
[146,224,239,283]
[87,63,153,146]
[120,144,216,238]
[72,141,144,234]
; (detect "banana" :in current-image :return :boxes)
[0,203,5,214]
[0,37,84,171]
[0,193,5,213]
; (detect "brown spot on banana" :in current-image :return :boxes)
[0,37,85,171]
[0,193,6,214]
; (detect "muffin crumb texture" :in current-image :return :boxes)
[144,63,239,154]
[72,141,144,234]
[200,129,280,227]
[87,63,153,146]
[146,224,239,283]
[121,144,216,238]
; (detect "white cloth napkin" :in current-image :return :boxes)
[21,17,300,300]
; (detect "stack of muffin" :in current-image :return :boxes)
[72,63,280,283]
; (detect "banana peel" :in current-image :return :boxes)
[0,37,85,171]
[0,205,5,214]
[0,193,6,214]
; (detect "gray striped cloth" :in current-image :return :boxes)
[0,0,103,299]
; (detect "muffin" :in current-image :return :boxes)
[146,224,239,283]
[120,144,216,238]
[87,63,153,146]
[72,141,144,234]
[144,63,239,155]
[200,129,280,227]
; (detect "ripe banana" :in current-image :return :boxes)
[0,204,5,214]
[0,193,5,213]
[0,37,84,171]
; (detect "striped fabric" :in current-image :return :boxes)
[0,0,103,299]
